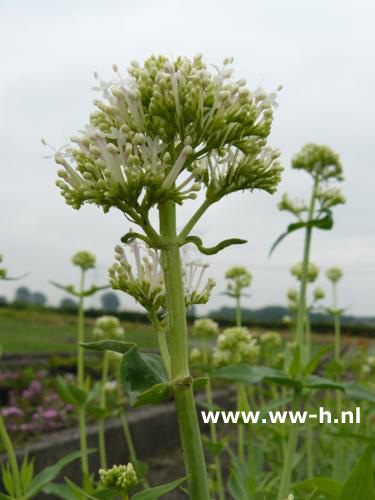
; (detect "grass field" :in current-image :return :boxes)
[0,308,159,353]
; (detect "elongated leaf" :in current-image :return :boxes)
[184,235,247,255]
[304,375,344,391]
[132,476,187,499]
[343,382,375,403]
[212,364,301,388]
[26,449,95,498]
[43,483,78,499]
[1,464,14,497]
[49,281,79,297]
[81,340,135,354]
[269,211,333,256]
[293,477,342,498]
[0,493,12,500]
[338,446,374,500]
[2,273,29,281]
[81,285,110,297]
[56,377,88,408]
[303,345,333,375]
[20,454,34,493]
[288,345,300,378]
[327,431,375,444]
[121,231,152,246]
[227,456,255,499]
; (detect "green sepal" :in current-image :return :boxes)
[183,235,247,255]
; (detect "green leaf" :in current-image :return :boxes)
[80,285,110,297]
[212,364,301,388]
[56,377,88,408]
[132,476,187,499]
[81,340,136,354]
[20,454,34,493]
[183,235,247,255]
[304,375,344,391]
[49,281,79,297]
[303,345,333,375]
[26,449,95,498]
[327,431,375,444]
[343,382,375,403]
[0,493,12,500]
[293,477,342,498]
[121,231,152,246]
[338,446,374,500]
[1,464,14,497]
[43,483,78,499]
[120,345,170,407]
[269,210,333,256]
[227,456,255,499]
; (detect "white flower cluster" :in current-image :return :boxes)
[225,266,252,297]
[290,262,319,283]
[260,331,281,349]
[109,242,215,313]
[189,347,203,363]
[326,267,343,283]
[291,144,343,181]
[192,318,219,337]
[99,463,137,495]
[71,250,96,271]
[278,193,307,218]
[362,355,375,375]
[213,327,259,367]
[93,315,124,340]
[47,54,282,216]
[313,287,325,301]
[315,186,345,209]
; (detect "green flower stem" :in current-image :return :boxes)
[236,295,241,328]
[277,388,302,500]
[178,198,211,242]
[295,178,318,352]
[77,269,89,477]
[159,199,210,500]
[305,312,312,360]
[0,414,22,498]
[237,383,245,461]
[98,351,109,469]
[203,340,225,500]
[306,404,314,479]
[150,310,171,379]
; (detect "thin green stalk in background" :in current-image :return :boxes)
[295,178,318,352]
[149,310,171,379]
[236,295,241,328]
[159,199,210,500]
[77,269,89,478]
[98,351,110,469]
[0,414,22,498]
[277,388,302,500]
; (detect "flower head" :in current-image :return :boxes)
[260,331,281,349]
[93,315,124,340]
[189,347,203,363]
[47,55,282,217]
[326,267,343,283]
[278,193,307,218]
[99,463,137,496]
[290,262,319,283]
[213,327,259,367]
[71,251,96,271]
[192,318,219,337]
[225,266,252,297]
[313,287,325,301]
[315,186,345,209]
[292,144,343,181]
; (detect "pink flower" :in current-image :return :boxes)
[1,407,24,417]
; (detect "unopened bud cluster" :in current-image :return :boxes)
[326,267,343,283]
[213,327,259,367]
[315,186,345,209]
[290,262,319,283]
[71,251,96,271]
[47,54,282,216]
[260,331,281,349]
[313,287,325,301]
[292,144,343,181]
[225,266,252,297]
[192,318,219,337]
[278,193,307,217]
[362,355,375,375]
[93,315,124,340]
[99,463,137,495]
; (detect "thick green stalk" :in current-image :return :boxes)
[98,351,109,469]
[0,415,23,498]
[149,310,171,379]
[77,269,89,477]
[295,178,318,351]
[277,389,302,500]
[159,199,210,500]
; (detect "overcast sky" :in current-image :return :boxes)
[1,0,374,316]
